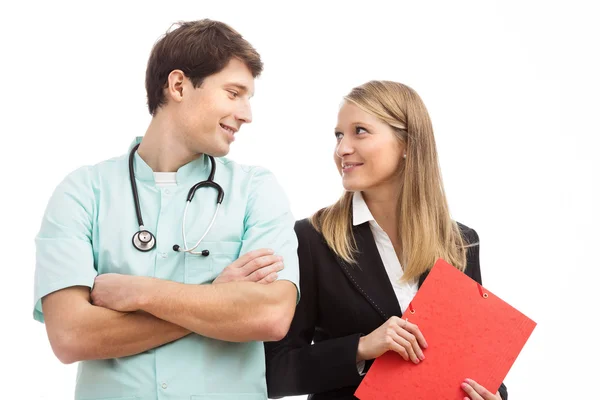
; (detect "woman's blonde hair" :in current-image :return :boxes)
[310,80,469,281]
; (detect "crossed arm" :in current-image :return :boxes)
[43,249,295,364]
[43,286,189,364]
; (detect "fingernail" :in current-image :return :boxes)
[277,255,284,261]
[461,383,468,389]
[419,354,425,360]
[268,249,275,254]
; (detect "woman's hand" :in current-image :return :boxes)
[461,378,502,400]
[356,316,427,364]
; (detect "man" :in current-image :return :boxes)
[34,19,299,400]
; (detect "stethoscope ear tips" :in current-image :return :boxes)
[172,244,209,256]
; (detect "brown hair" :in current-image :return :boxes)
[145,19,263,115]
[311,81,469,281]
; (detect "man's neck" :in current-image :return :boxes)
[137,114,201,173]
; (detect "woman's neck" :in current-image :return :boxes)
[362,183,402,243]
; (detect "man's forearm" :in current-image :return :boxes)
[136,279,297,342]
[43,287,190,364]
[70,308,190,362]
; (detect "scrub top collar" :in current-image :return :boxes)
[128,136,210,185]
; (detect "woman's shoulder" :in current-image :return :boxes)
[294,217,320,238]
[294,216,334,251]
[456,221,480,246]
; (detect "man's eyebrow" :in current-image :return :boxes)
[225,83,254,98]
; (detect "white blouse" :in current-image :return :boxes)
[353,191,418,374]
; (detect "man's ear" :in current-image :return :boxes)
[165,69,186,103]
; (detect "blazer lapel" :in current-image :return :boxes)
[335,223,403,321]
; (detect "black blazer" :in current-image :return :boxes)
[265,218,508,400]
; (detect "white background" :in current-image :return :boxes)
[1,0,598,399]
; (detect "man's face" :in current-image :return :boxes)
[176,58,255,157]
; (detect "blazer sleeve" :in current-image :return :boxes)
[464,227,508,400]
[265,220,364,398]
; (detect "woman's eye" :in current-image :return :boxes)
[355,126,368,134]
[334,132,343,140]
[228,91,239,98]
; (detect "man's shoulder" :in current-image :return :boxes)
[51,152,127,195]
[215,157,282,192]
[215,156,270,177]
[91,152,128,175]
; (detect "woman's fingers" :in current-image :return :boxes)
[461,379,498,400]
[402,319,428,349]
[384,334,410,362]
[391,317,426,361]
[392,331,421,364]
[461,381,484,400]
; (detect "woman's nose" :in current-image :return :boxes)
[335,136,354,158]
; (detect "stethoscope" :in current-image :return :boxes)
[129,143,224,255]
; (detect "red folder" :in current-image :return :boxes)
[355,258,536,400]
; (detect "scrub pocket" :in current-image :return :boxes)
[184,241,242,284]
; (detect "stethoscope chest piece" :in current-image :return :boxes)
[132,229,156,252]
[129,143,222,256]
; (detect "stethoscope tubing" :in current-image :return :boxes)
[129,143,224,255]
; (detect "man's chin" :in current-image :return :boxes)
[205,144,230,158]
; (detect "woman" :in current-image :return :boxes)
[265,81,507,400]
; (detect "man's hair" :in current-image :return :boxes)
[145,19,263,115]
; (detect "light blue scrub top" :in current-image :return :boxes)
[33,137,300,400]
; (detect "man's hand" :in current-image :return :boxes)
[91,273,150,312]
[213,248,284,285]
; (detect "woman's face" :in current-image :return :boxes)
[334,101,406,192]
